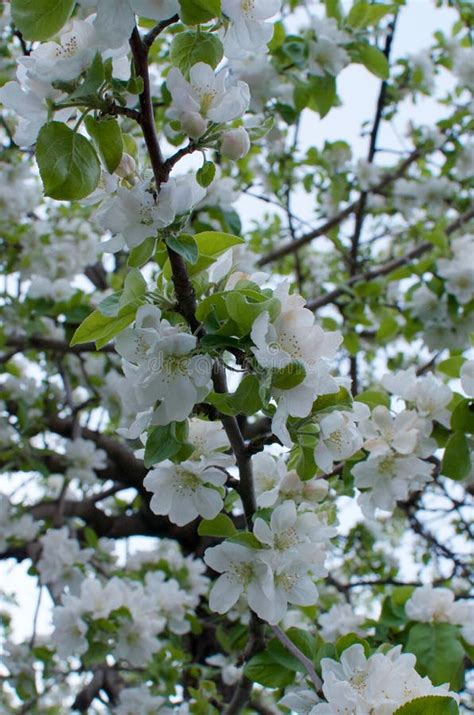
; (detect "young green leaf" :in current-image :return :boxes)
[355,43,389,79]
[36,122,100,201]
[197,161,216,188]
[441,431,471,480]
[393,696,459,715]
[198,514,237,538]
[85,116,123,174]
[144,425,182,468]
[128,237,156,268]
[170,31,224,75]
[179,0,221,25]
[12,0,75,41]
[70,304,137,348]
[272,361,307,390]
[405,622,465,689]
[166,234,199,265]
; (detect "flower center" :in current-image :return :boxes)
[241,0,256,18]
[235,562,254,586]
[275,572,297,592]
[176,469,201,491]
[56,36,78,58]
[197,87,217,115]
[274,527,299,551]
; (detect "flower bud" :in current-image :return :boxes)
[220,128,251,160]
[180,111,208,139]
[115,153,136,179]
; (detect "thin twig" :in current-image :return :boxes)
[270,625,323,692]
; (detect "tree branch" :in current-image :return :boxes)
[306,206,474,311]
[257,147,421,266]
[270,625,322,693]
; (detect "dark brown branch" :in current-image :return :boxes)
[306,206,474,311]
[85,261,108,290]
[5,335,115,355]
[144,14,180,49]
[129,27,168,186]
[257,148,422,266]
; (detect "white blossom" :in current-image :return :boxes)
[461,360,474,397]
[252,451,287,507]
[311,644,458,713]
[167,62,250,139]
[204,542,274,620]
[315,404,368,473]
[144,458,226,526]
[251,282,342,445]
[115,305,213,430]
[221,0,281,59]
[65,438,107,484]
[115,685,168,715]
[353,453,434,516]
[319,603,366,642]
[96,176,205,250]
[37,527,93,595]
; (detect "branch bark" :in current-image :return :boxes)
[306,206,474,311]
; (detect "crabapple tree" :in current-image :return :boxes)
[0,0,473,713]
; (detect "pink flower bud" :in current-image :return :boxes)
[180,111,208,139]
[115,153,136,179]
[220,127,251,160]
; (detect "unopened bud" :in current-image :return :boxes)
[220,127,251,160]
[181,111,208,139]
[115,153,136,179]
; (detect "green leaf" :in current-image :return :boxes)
[437,357,466,378]
[405,622,465,689]
[170,31,224,75]
[36,122,100,201]
[247,117,274,141]
[441,431,471,480]
[163,231,244,278]
[198,514,237,537]
[225,291,280,336]
[393,696,459,715]
[68,52,105,101]
[347,2,394,28]
[208,375,264,417]
[12,0,75,41]
[295,445,318,481]
[308,75,337,118]
[228,532,262,549]
[85,116,123,174]
[272,361,306,390]
[244,651,295,688]
[325,0,344,21]
[70,304,137,349]
[197,161,216,188]
[166,234,199,265]
[119,268,147,309]
[355,43,389,79]
[128,237,156,268]
[144,424,182,468]
[282,36,308,66]
[179,0,221,25]
[355,390,390,409]
[451,399,474,433]
[97,292,122,317]
[335,633,370,657]
[194,231,244,256]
